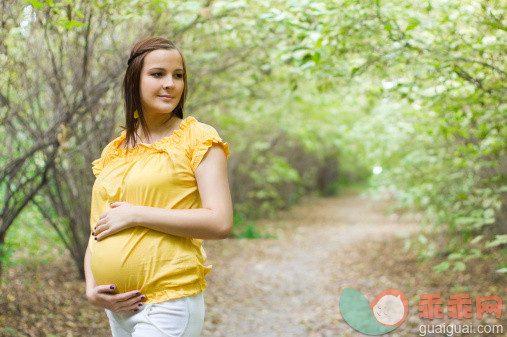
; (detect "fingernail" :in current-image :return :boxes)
[92,232,95,236]
[95,237,97,240]
[110,285,115,290]
[134,309,139,312]
[136,292,141,295]
[138,303,143,306]
[141,296,146,300]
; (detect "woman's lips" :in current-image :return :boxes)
[158,95,174,100]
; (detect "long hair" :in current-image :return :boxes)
[121,37,188,149]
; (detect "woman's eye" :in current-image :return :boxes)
[175,73,183,79]
[151,72,162,77]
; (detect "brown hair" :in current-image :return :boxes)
[121,36,188,149]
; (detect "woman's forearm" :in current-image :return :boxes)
[84,244,97,295]
[133,206,231,240]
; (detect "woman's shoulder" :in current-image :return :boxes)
[91,131,126,177]
[184,117,230,171]
[184,117,223,142]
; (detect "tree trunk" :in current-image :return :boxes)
[0,230,6,281]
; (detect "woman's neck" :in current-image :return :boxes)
[137,114,182,144]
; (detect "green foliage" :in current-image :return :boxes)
[432,261,451,273]
[231,213,277,239]
[234,222,275,239]
[432,248,483,274]
[25,0,45,8]
[486,235,507,248]
[309,0,506,274]
[3,204,65,268]
[0,326,20,336]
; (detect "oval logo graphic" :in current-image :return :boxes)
[340,288,408,335]
[371,289,409,327]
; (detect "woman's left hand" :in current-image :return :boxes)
[93,202,138,241]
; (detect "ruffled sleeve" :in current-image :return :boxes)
[91,134,124,178]
[189,122,230,173]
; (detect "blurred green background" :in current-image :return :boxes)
[1,0,505,282]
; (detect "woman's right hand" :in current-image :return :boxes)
[86,284,146,313]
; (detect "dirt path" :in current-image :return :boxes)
[201,190,420,337]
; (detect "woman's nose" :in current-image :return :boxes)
[163,78,174,89]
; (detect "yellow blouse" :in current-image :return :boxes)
[88,116,230,304]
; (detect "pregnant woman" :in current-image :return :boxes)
[84,36,232,337]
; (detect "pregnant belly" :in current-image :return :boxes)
[90,228,198,293]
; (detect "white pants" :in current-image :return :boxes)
[105,292,205,337]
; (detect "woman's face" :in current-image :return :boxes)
[139,49,185,117]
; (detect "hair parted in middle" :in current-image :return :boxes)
[121,36,188,149]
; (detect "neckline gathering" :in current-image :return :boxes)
[114,116,197,156]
